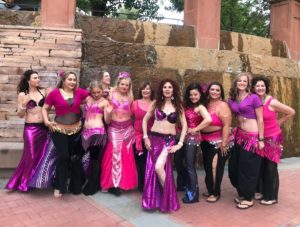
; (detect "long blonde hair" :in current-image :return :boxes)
[229,72,252,101]
[114,77,133,100]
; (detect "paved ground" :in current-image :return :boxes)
[1,157,300,227]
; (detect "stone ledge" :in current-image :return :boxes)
[0,25,82,33]
[0,142,23,168]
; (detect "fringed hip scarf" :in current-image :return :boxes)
[264,133,283,163]
[108,120,134,187]
[201,130,234,149]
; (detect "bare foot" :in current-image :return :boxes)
[54,189,62,198]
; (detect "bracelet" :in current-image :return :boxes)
[258,138,264,142]
[178,141,183,146]
[19,105,26,110]
[143,135,148,139]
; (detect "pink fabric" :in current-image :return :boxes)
[263,97,281,137]
[234,128,264,157]
[132,100,154,151]
[210,112,223,127]
[84,101,104,120]
[264,133,283,163]
[110,91,132,119]
[100,120,137,190]
[201,130,234,149]
[45,88,89,116]
[185,107,203,128]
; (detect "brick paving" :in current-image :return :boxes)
[1,162,300,227]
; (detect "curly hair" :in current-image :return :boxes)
[184,83,205,108]
[229,72,252,101]
[251,76,270,95]
[137,81,154,100]
[17,70,39,94]
[204,82,225,107]
[155,78,183,114]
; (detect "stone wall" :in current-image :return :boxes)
[0,25,82,120]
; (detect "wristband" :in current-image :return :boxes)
[178,141,183,146]
[143,135,148,139]
[258,138,264,142]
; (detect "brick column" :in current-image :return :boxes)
[270,0,300,61]
[41,0,76,28]
[184,0,221,49]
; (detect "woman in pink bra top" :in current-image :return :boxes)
[81,80,109,195]
[131,81,155,192]
[177,83,211,204]
[228,72,264,209]
[100,72,137,196]
[201,82,233,203]
[252,76,295,205]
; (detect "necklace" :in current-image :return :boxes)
[60,89,73,99]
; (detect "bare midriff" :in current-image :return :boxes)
[24,107,44,123]
[202,125,222,133]
[151,120,177,135]
[111,110,131,122]
[237,116,258,132]
[84,114,105,129]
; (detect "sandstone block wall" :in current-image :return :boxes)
[0,25,82,120]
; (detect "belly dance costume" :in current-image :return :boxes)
[81,101,107,195]
[6,91,49,191]
[181,107,203,203]
[101,93,137,190]
[201,107,234,198]
[260,97,283,202]
[142,108,179,212]
[228,93,263,201]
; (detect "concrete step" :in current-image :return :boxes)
[0,120,24,140]
[0,141,23,168]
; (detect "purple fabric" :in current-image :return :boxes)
[28,139,56,189]
[82,127,107,151]
[6,123,49,191]
[45,88,89,116]
[154,108,178,124]
[142,132,179,212]
[228,93,262,119]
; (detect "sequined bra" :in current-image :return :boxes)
[84,102,104,115]
[26,89,45,109]
[110,92,131,117]
[185,107,203,128]
[155,108,178,124]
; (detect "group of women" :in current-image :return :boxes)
[6,70,295,212]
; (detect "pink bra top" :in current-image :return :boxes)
[263,97,281,137]
[111,91,131,115]
[185,108,203,128]
[210,112,223,127]
[84,100,104,120]
[132,100,154,133]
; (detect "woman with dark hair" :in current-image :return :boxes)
[101,72,137,196]
[228,72,264,209]
[142,78,187,212]
[132,81,155,192]
[99,71,112,98]
[180,83,212,203]
[201,82,233,202]
[6,70,49,191]
[42,71,89,197]
[252,76,295,205]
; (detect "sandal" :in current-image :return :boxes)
[54,189,62,198]
[234,196,245,204]
[260,200,278,205]
[254,193,263,200]
[206,195,220,203]
[236,200,254,209]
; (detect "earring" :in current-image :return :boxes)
[162,96,164,100]
[171,96,174,101]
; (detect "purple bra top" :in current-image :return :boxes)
[155,108,178,124]
[26,89,45,109]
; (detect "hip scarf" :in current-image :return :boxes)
[264,133,283,163]
[109,120,134,187]
[185,132,202,146]
[234,128,263,157]
[82,127,107,151]
[202,130,234,149]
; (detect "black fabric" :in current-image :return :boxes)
[174,145,188,191]
[133,143,147,192]
[184,142,199,192]
[229,143,262,201]
[201,141,229,196]
[261,158,279,201]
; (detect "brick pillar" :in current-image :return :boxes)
[184,0,221,49]
[270,0,300,61]
[41,0,76,28]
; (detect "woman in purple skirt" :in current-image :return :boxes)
[142,79,187,212]
[6,70,49,192]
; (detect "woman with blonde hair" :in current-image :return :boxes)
[101,71,137,196]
